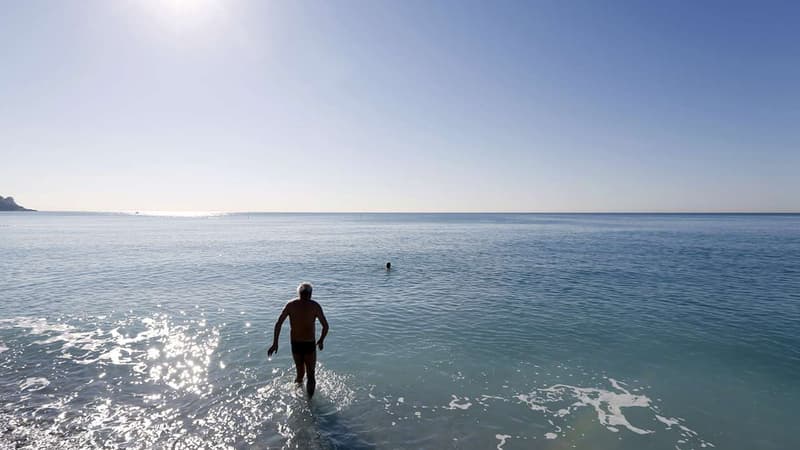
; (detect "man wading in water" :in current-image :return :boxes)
[268,282,329,397]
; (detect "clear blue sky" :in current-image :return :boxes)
[1,0,798,212]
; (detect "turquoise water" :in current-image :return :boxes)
[1,212,798,449]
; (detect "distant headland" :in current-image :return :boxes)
[0,196,35,211]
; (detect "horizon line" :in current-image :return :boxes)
[12,210,800,215]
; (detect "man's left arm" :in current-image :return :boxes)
[316,304,329,351]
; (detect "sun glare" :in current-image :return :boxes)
[122,211,227,218]
[161,0,216,17]
[137,0,224,33]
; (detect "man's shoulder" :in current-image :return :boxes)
[285,298,301,308]
[301,299,323,311]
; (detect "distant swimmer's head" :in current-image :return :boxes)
[386,262,391,270]
[297,282,313,300]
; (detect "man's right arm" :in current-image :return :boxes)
[267,305,289,356]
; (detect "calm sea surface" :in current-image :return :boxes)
[1,212,798,449]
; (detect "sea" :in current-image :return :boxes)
[1,212,798,450]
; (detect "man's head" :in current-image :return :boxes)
[297,282,313,300]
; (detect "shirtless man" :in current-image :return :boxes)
[267,282,329,397]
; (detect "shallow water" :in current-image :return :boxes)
[1,212,798,449]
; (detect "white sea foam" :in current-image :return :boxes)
[654,413,715,448]
[0,342,7,354]
[495,434,511,449]
[656,414,681,428]
[540,378,654,435]
[366,367,713,448]
[513,377,654,435]
[505,376,717,448]
[444,395,472,410]
[514,393,548,412]
[315,364,356,410]
[20,377,50,392]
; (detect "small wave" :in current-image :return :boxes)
[0,317,74,334]
[19,377,50,392]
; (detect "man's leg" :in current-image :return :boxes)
[304,350,317,397]
[292,351,305,385]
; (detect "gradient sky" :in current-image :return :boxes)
[1,0,798,212]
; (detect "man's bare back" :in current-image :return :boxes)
[285,298,324,342]
[267,283,329,397]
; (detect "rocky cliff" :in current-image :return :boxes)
[0,196,35,211]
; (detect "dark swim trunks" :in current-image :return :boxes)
[291,340,316,355]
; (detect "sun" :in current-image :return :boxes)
[136,0,225,34]
[160,0,217,17]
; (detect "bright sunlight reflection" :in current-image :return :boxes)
[122,211,228,218]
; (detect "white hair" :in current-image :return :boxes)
[297,282,313,298]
